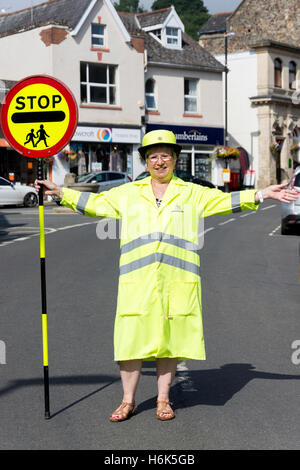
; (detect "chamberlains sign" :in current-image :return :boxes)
[146,124,224,146]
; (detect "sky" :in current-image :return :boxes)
[0,0,242,15]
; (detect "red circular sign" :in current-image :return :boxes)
[0,75,78,158]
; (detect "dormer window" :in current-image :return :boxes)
[166,27,179,45]
[91,23,105,48]
[152,29,162,41]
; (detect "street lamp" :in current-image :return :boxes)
[224,32,235,192]
[198,28,235,191]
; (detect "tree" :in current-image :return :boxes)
[114,0,145,13]
[151,0,210,40]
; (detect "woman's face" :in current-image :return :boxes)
[146,145,176,182]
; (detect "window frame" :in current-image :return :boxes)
[165,27,179,46]
[152,29,162,41]
[80,62,117,106]
[274,58,282,88]
[184,78,198,114]
[145,78,157,111]
[289,60,297,90]
[91,23,105,48]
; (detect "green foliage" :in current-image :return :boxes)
[151,0,210,40]
[114,0,145,13]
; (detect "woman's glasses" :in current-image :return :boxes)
[147,153,173,163]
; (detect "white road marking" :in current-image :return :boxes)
[269,225,281,236]
[261,204,277,211]
[218,218,235,226]
[240,211,256,218]
[198,227,215,237]
[0,221,98,247]
[176,361,197,392]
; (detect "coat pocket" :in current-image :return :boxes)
[169,280,201,316]
[117,280,142,316]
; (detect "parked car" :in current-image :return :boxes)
[0,177,38,207]
[75,171,131,192]
[281,166,300,235]
[192,177,216,188]
[135,170,215,188]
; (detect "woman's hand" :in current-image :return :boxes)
[259,183,299,203]
[34,179,63,199]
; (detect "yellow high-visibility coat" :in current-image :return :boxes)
[61,175,259,361]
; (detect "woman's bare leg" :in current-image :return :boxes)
[156,358,178,418]
[110,359,142,420]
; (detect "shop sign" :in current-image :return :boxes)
[146,124,224,146]
[72,126,141,144]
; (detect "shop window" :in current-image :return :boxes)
[80,63,117,105]
[289,61,296,90]
[91,23,105,47]
[184,79,198,113]
[274,58,282,88]
[166,27,179,45]
[145,78,157,110]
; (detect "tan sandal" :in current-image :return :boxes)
[156,400,175,421]
[109,401,137,422]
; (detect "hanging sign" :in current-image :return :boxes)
[222,168,231,183]
[0,75,78,158]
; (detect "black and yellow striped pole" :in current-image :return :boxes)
[37,158,50,420]
[0,75,78,420]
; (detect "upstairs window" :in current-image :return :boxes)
[91,24,105,48]
[166,27,179,45]
[184,79,198,113]
[274,58,282,88]
[152,29,162,40]
[289,61,296,90]
[145,78,157,110]
[80,63,117,105]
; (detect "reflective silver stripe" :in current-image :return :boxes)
[76,192,91,215]
[231,191,241,213]
[121,232,162,254]
[120,253,156,275]
[121,232,199,255]
[119,252,200,276]
[156,253,200,276]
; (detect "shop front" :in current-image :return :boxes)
[0,137,37,185]
[146,124,224,186]
[70,125,141,179]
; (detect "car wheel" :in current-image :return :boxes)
[281,221,290,235]
[24,192,38,207]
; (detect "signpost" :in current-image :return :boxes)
[0,75,78,419]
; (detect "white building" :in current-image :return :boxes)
[119,7,225,186]
[0,0,225,187]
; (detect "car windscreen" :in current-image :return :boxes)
[107,173,125,181]
[0,177,11,186]
[77,174,93,182]
[294,174,300,188]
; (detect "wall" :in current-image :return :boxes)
[216,50,259,179]
[199,0,300,56]
[51,2,145,127]
[145,66,223,128]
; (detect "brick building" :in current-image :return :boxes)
[199,0,300,188]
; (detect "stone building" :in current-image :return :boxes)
[199,0,300,188]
